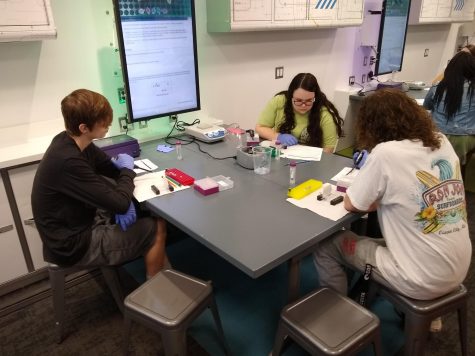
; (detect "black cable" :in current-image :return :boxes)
[162,116,234,160]
[164,115,198,146]
[191,140,236,160]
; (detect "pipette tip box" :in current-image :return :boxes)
[194,177,219,196]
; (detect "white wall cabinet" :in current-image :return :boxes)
[409,0,475,24]
[0,0,57,42]
[0,178,29,284]
[9,164,47,271]
[206,0,364,32]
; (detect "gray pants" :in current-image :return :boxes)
[313,230,391,295]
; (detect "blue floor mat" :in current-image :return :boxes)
[123,237,405,356]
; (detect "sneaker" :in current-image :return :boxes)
[430,317,443,333]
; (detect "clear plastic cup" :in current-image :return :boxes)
[252,146,272,175]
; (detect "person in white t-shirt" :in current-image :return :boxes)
[314,89,471,301]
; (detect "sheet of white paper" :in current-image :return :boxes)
[287,184,349,221]
[133,170,190,202]
[416,98,424,105]
[331,167,359,182]
[281,145,323,161]
[134,159,158,173]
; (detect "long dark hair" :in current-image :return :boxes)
[357,89,441,151]
[434,51,475,119]
[277,73,343,147]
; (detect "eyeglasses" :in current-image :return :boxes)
[292,97,315,107]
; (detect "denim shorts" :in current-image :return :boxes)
[75,211,157,267]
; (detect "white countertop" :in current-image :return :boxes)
[0,120,61,169]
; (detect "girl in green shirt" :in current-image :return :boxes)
[256,73,344,153]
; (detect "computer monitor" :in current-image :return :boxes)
[112,0,200,123]
[374,0,411,76]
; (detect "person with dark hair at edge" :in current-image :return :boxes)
[314,89,471,333]
[431,44,475,85]
[424,51,475,181]
[32,89,168,279]
[255,73,344,153]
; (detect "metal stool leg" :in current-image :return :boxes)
[49,268,67,344]
[458,302,468,356]
[100,266,124,313]
[271,321,287,356]
[123,316,132,356]
[162,329,187,356]
[372,326,383,356]
[208,295,231,355]
[404,315,431,356]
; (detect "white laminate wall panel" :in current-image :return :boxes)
[0,178,29,284]
[9,164,47,270]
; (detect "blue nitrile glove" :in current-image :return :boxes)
[277,133,298,146]
[353,149,369,169]
[111,153,134,170]
[115,202,136,231]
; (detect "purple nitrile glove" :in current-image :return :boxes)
[111,153,134,170]
[353,149,369,169]
[115,202,136,231]
[277,133,298,146]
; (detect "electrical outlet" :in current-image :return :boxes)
[169,114,177,124]
[119,116,128,133]
[363,56,368,66]
[117,87,126,104]
[349,76,355,85]
[139,121,148,129]
[424,48,429,57]
[275,66,284,79]
[362,74,366,83]
[118,117,134,132]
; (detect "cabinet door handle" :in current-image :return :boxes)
[24,218,36,226]
[0,224,14,233]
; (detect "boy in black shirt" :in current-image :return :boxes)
[32,89,167,277]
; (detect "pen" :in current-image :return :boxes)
[166,175,182,187]
[163,176,175,191]
[142,160,153,170]
[285,160,310,166]
[151,185,160,195]
[134,164,151,172]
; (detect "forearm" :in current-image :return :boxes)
[255,124,278,141]
[344,194,378,212]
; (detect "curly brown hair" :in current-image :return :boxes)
[356,89,441,151]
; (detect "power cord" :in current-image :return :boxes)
[164,115,198,146]
[191,140,237,160]
[163,115,235,160]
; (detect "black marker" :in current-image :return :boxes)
[151,185,160,195]
[330,196,344,205]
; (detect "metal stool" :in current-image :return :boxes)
[272,287,382,356]
[378,284,468,356]
[122,269,230,356]
[48,263,124,343]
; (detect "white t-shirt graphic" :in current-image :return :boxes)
[347,135,471,299]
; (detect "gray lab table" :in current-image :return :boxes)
[139,138,359,300]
